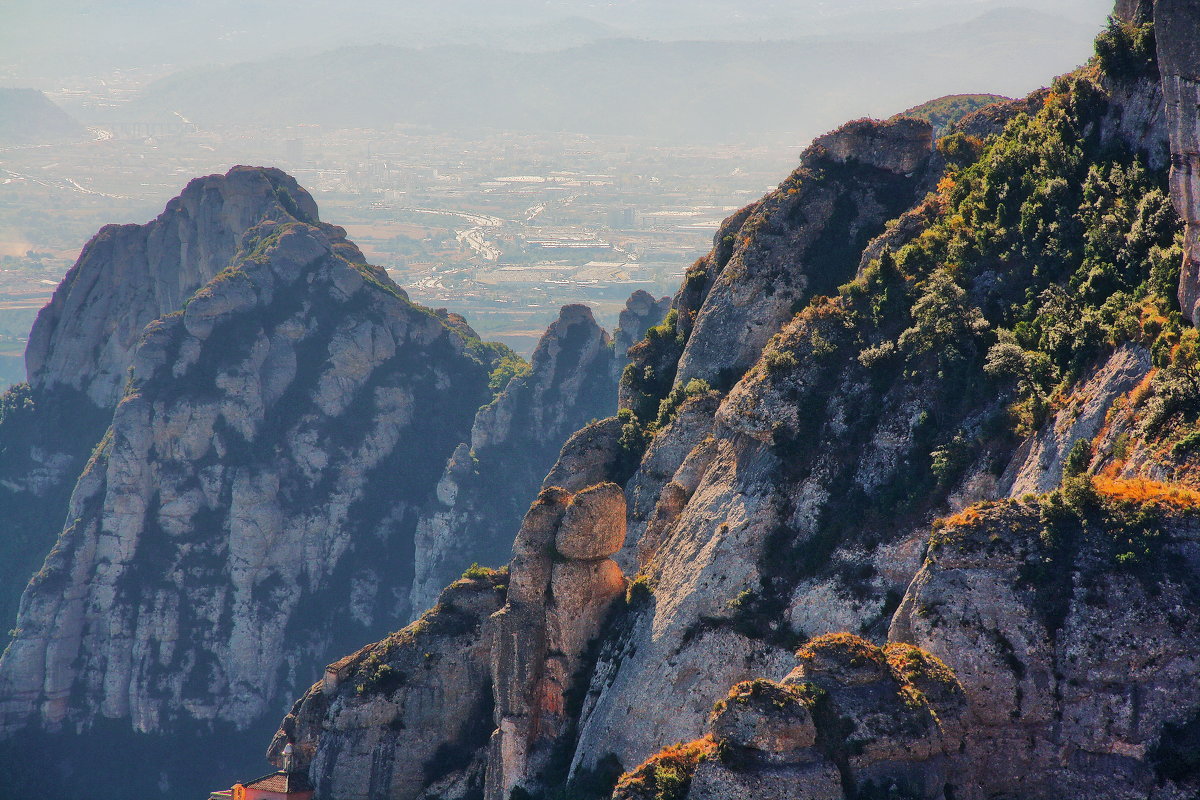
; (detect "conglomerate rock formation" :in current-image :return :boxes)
[485,482,629,800]
[1149,0,1200,321]
[26,167,317,410]
[262,3,1200,799]
[409,304,625,614]
[0,169,649,798]
[0,168,320,637]
[271,571,508,800]
[7,2,1200,799]
[0,214,505,741]
[891,491,1200,799]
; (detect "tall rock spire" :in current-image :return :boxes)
[25,166,320,408]
[1143,0,1200,320]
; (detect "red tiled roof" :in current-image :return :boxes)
[243,771,313,793]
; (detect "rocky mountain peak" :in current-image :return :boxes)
[245,4,1200,799]
[472,303,610,453]
[410,301,624,614]
[615,290,671,356]
[811,116,933,174]
[620,115,934,419]
[0,172,526,792]
[14,2,1200,798]
[25,166,321,409]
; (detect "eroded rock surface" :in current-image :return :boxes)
[617,484,1200,800]
[541,417,626,494]
[672,117,933,390]
[1155,0,1200,319]
[892,491,1200,799]
[1001,344,1151,495]
[269,573,506,800]
[410,304,619,613]
[615,635,965,800]
[614,290,671,358]
[26,166,318,409]
[0,215,503,743]
[0,167,319,644]
[262,6,1200,798]
[486,484,628,800]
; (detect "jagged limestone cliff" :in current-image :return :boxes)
[268,5,1200,799]
[409,287,669,623]
[614,291,672,362]
[0,170,616,798]
[892,487,1200,799]
[0,165,669,798]
[271,570,508,800]
[26,167,319,410]
[0,214,507,742]
[614,634,966,800]
[1152,0,1200,322]
[620,116,934,419]
[410,304,625,614]
[0,167,316,638]
[271,114,944,797]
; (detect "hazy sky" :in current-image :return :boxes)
[2,0,1115,83]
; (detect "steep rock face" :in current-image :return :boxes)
[268,5,1200,796]
[410,304,619,614]
[621,486,1200,800]
[0,384,111,637]
[0,167,316,644]
[268,572,506,800]
[621,117,933,421]
[615,635,966,800]
[572,298,959,777]
[1001,344,1152,495]
[1102,72,1170,169]
[891,491,1200,799]
[271,98,1074,795]
[0,217,502,749]
[1116,0,1154,21]
[674,118,932,389]
[1155,0,1200,319]
[618,392,720,571]
[486,483,628,800]
[570,40,1187,785]
[614,290,671,360]
[26,166,317,410]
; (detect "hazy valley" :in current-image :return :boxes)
[7,1,1200,799]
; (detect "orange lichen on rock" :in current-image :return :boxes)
[937,505,985,529]
[1128,370,1156,409]
[884,643,957,687]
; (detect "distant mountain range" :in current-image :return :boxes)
[113,8,1103,143]
[0,89,87,147]
[0,0,1114,80]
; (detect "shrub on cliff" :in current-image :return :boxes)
[1094,16,1158,81]
[622,310,686,424]
[852,70,1181,439]
[654,378,711,428]
[612,737,716,800]
[488,353,531,394]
